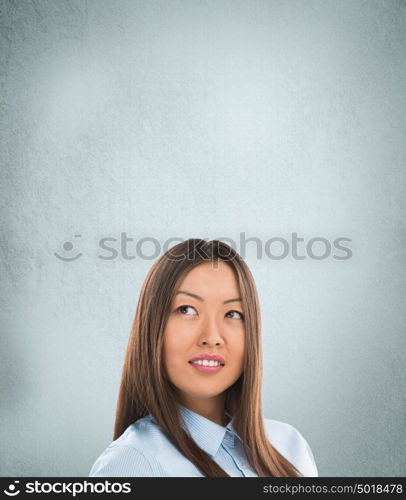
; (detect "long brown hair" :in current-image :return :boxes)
[113,239,303,477]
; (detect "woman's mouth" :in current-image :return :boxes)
[188,359,224,373]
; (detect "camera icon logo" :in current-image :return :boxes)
[54,234,83,261]
[4,480,20,496]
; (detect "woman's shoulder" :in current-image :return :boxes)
[113,414,166,449]
[263,417,319,477]
[88,415,165,477]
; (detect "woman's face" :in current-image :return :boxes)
[162,260,245,408]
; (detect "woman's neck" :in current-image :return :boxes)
[178,394,227,427]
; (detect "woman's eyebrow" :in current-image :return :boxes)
[176,290,242,304]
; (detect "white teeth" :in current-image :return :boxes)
[192,359,222,367]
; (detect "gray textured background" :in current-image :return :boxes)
[1,0,405,477]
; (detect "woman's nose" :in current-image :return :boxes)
[198,317,224,346]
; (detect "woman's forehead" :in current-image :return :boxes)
[176,261,241,298]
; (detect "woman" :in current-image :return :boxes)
[89,239,318,477]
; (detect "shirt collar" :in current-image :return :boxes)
[178,404,240,457]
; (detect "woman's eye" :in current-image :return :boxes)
[226,310,244,320]
[175,305,197,316]
[174,306,243,320]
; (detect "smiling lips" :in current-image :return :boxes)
[188,353,225,373]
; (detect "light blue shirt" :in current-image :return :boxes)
[89,405,318,477]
